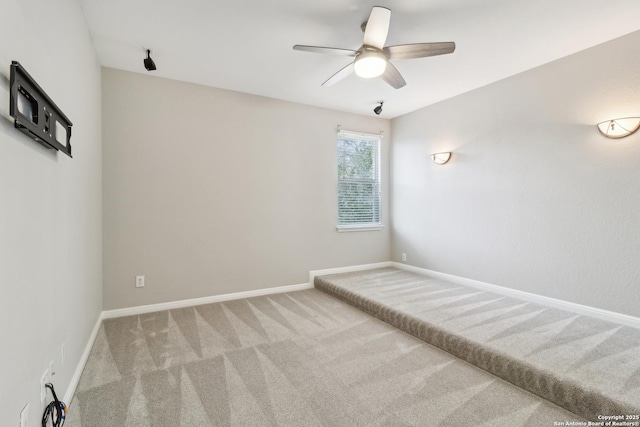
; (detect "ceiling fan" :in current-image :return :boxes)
[293,6,455,89]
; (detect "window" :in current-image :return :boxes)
[336,129,382,231]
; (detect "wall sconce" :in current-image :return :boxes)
[431,152,452,165]
[597,117,640,139]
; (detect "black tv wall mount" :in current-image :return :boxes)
[9,61,73,157]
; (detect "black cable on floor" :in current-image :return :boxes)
[42,383,67,427]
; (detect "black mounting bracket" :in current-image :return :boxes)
[9,61,73,158]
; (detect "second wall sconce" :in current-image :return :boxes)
[597,117,640,139]
[431,152,452,165]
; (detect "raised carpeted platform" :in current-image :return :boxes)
[315,267,640,421]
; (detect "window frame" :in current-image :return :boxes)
[336,129,383,233]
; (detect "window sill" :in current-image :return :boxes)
[336,224,384,233]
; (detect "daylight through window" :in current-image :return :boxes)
[337,129,382,231]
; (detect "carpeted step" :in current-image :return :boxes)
[314,267,640,421]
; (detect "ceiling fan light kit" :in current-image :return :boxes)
[354,48,387,78]
[293,6,456,89]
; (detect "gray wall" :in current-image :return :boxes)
[102,68,390,310]
[391,30,640,317]
[0,0,102,420]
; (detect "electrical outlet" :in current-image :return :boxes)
[49,360,54,383]
[41,369,49,403]
[135,275,145,288]
[401,253,407,262]
[20,403,29,427]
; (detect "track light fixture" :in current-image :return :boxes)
[374,102,384,115]
[144,49,157,71]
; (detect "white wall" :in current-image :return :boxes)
[0,0,102,424]
[391,30,640,318]
[102,68,390,310]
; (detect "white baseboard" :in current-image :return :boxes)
[64,311,104,404]
[391,262,640,329]
[102,282,313,320]
[309,261,392,286]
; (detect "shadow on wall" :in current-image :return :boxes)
[0,71,11,122]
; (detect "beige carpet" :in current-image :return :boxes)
[64,288,582,426]
[315,267,640,422]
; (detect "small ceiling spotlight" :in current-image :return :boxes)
[431,152,452,165]
[144,49,157,71]
[374,102,384,115]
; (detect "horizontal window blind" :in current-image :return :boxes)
[337,130,381,227]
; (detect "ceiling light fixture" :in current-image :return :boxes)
[354,48,387,78]
[431,152,452,165]
[144,49,157,71]
[374,102,384,115]
[597,117,640,139]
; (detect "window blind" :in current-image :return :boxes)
[337,130,381,227]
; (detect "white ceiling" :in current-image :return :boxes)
[80,0,640,118]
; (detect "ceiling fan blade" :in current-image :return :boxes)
[363,7,391,49]
[293,45,357,57]
[322,62,354,87]
[384,42,456,61]
[381,62,406,89]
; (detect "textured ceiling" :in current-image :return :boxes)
[80,0,640,118]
